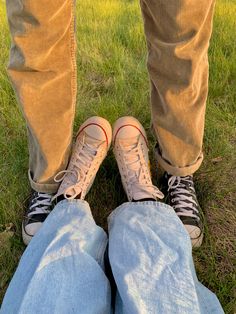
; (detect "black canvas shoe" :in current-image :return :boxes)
[22,191,54,245]
[163,172,203,248]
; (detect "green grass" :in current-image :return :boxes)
[0,0,236,312]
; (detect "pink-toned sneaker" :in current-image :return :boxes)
[113,116,164,201]
[53,116,112,200]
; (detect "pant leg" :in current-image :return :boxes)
[0,200,111,314]
[108,201,223,314]
[140,0,215,176]
[6,0,77,193]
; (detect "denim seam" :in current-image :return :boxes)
[95,233,108,268]
[57,199,89,206]
[197,283,218,313]
[108,201,174,221]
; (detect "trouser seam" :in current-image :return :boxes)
[70,0,77,134]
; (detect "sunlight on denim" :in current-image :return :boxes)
[1,200,223,314]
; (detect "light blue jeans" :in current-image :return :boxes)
[1,200,223,314]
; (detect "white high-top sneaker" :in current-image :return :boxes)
[53,116,112,200]
[113,116,164,201]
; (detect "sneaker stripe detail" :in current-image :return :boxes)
[76,123,109,147]
[113,124,148,146]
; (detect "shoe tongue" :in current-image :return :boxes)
[84,131,104,146]
[85,135,99,144]
[118,136,139,148]
[64,185,82,199]
[132,188,155,201]
[81,135,102,159]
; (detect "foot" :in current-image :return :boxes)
[22,191,54,245]
[113,116,164,201]
[53,116,112,200]
[163,172,203,248]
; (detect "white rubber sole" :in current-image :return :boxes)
[22,221,42,246]
[185,224,204,248]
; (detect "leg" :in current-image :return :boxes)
[6,0,77,193]
[1,200,111,314]
[111,117,223,312]
[1,117,113,312]
[140,0,215,176]
[108,202,223,314]
[140,0,215,246]
[21,116,112,246]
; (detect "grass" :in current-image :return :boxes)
[0,0,235,312]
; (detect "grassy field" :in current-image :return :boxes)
[0,0,235,312]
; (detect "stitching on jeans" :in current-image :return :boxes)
[56,199,89,207]
[108,201,174,221]
[69,0,77,133]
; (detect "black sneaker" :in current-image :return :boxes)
[163,172,203,248]
[22,190,54,245]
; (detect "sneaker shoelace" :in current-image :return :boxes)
[168,175,200,220]
[54,135,105,199]
[120,139,164,200]
[28,192,53,217]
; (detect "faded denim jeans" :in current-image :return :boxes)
[1,200,223,314]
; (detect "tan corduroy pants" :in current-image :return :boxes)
[6,0,215,193]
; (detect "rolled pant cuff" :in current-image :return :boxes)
[155,148,203,176]
[28,170,59,194]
